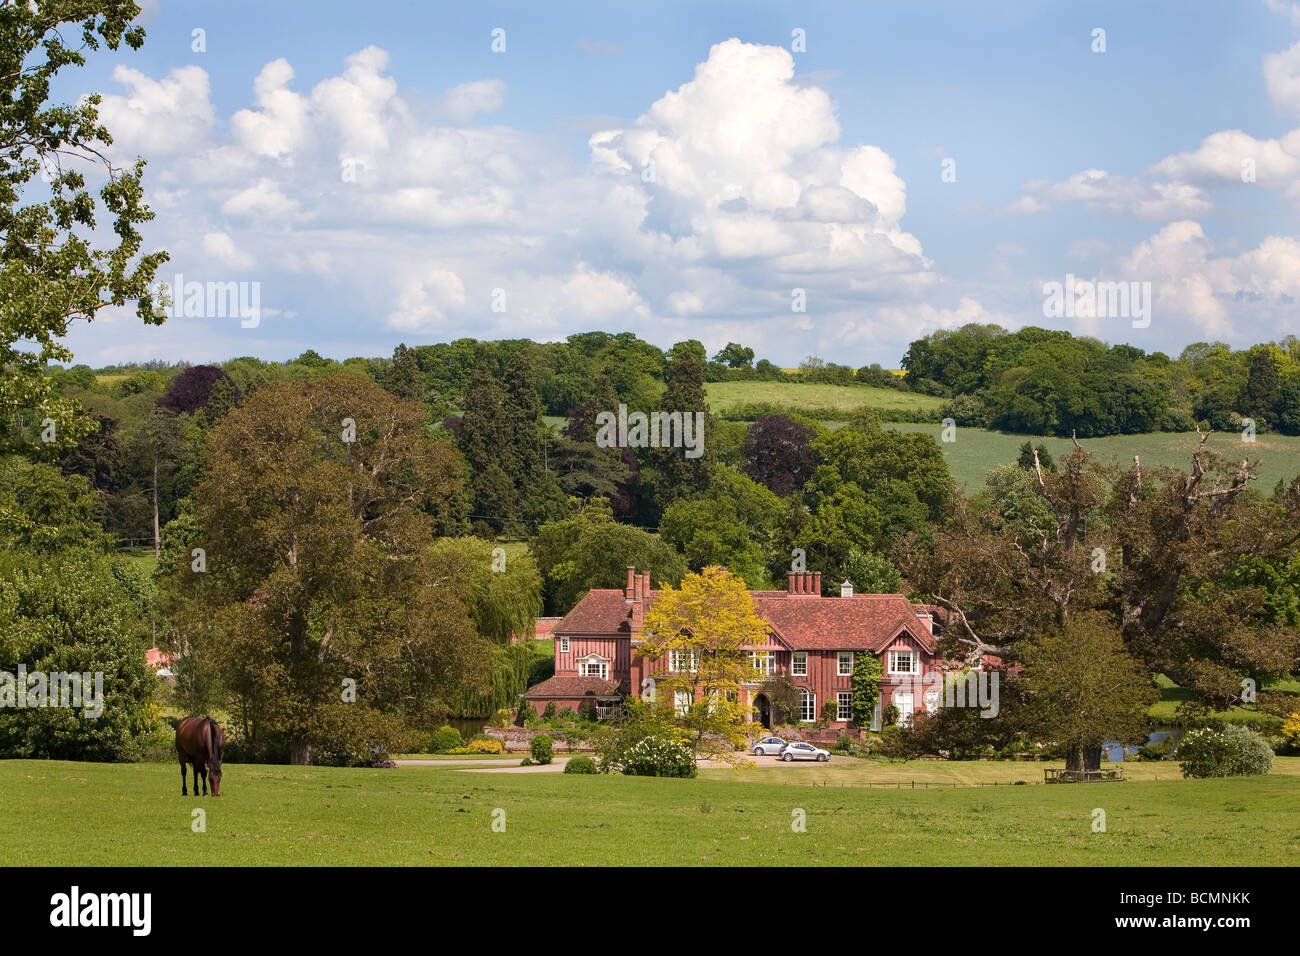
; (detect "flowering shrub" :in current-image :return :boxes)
[621,735,697,778]
[444,738,505,755]
[564,755,598,774]
[1281,713,1300,754]
[1176,725,1274,778]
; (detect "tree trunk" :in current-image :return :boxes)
[1064,743,1083,771]
[1064,743,1104,771]
[1083,743,1102,771]
[152,443,160,558]
[290,736,313,766]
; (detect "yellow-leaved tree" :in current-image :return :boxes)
[640,565,767,761]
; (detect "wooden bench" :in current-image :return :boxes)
[1044,768,1125,783]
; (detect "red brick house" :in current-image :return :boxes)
[522,567,948,728]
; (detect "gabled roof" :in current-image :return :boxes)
[552,588,936,654]
[554,590,635,635]
[756,593,936,653]
[522,675,621,699]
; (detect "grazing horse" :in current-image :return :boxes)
[175,716,225,796]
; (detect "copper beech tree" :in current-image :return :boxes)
[639,565,767,761]
[901,429,1300,770]
[164,375,491,764]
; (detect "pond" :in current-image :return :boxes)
[1103,727,1183,762]
[444,716,489,740]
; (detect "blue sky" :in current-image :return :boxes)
[59,0,1300,367]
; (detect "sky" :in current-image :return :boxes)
[52,0,1300,368]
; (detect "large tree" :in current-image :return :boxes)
[164,374,488,764]
[0,1,168,454]
[901,432,1300,769]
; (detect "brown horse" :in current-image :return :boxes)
[175,716,225,796]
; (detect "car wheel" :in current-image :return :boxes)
[753,748,763,756]
[818,754,828,762]
[781,753,791,761]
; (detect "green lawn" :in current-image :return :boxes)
[884,423,1300,494]
[119,549,159,576]
[2,758,1297,865]
[1147,675,1289,728]
[705,381,943,416]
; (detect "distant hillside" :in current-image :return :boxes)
[885,423,1300,494]
[705,381,942,419]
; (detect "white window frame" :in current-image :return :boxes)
[837,692,852,721]
[674,690,693,716]
[577,654,609,680]
[799,688,816,722]
[669,648,699,674]
[792,652,808,676]
[750,651,774,676]
[559,636,569,653]
[888,650,917,675]
[837,651,854,676]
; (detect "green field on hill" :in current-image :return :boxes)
[886,423,1300,494]
[705,381,943,416]
[2,758,1297,866]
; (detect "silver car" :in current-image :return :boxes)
[751,736,787,756]
[779,741,830,762]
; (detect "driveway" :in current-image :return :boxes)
[394,757,574,773]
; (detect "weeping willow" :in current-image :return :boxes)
[449,641,553,717]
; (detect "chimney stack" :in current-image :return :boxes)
[786,571,821,596]
[626,566,636,602]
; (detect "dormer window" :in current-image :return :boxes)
[576,653,609,680]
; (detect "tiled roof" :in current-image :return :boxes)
[554,590,634,634]
[553,588,936,653]
[522,675,621,699]
[757,593,935,653]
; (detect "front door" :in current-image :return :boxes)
[754,694,771,729]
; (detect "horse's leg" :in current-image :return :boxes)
[179,753,188,796]
[199,762,208,796]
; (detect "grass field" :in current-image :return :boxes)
[2,758,1297,865]
[705,381,943,416]
[884,423,1300,494]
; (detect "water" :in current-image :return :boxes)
[445,716,489,740]
[1103,727,1182,762]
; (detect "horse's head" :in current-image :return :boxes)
[208,720,225,796]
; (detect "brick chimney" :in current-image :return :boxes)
[626,566,636,602]
[786,571,821,595]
